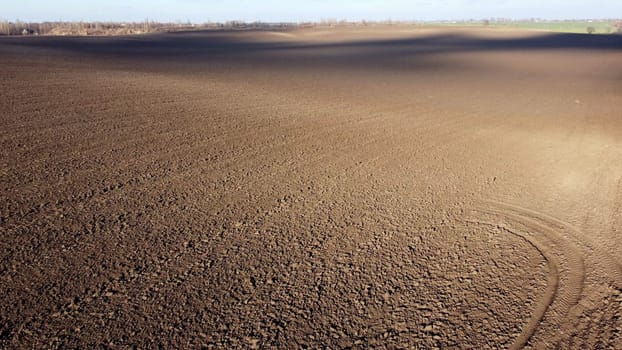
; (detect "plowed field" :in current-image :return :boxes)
[1,27,622,348]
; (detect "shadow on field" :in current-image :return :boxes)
[2,30,621,72]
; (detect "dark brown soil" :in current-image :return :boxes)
[1,27,621,349]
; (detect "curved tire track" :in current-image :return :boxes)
[469,219,559,350]
[470,200,586,349]
[488,200,622,288]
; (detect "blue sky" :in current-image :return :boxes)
[3,0,621,22]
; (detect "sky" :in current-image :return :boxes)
[3,0,621,23]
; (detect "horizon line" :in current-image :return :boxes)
[2,17,622,24]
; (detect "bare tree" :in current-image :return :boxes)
[0,21,9,35]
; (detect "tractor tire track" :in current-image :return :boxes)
[488,199,622,288]
[467,219,559,350]
[471,200,586,349]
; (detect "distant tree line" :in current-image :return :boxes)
[0,20,299,36]
[0,20,164,36]
[1,19,621,36]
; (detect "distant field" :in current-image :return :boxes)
[428,20,620,34]
[491,20,617,34]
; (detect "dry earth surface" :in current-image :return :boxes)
[1,26,622,349]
